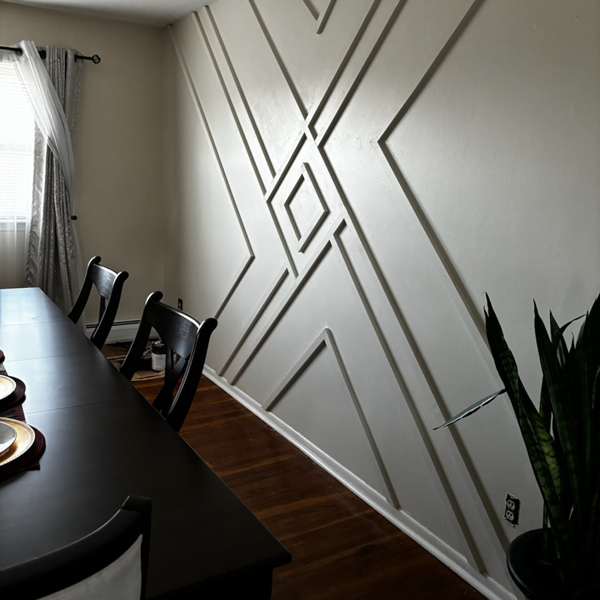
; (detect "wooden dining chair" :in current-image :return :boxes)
[120,292,218,432]
[69,256,129,350]
[0,496,152,600]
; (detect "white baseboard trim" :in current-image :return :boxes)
[85,320,140,344]
[203,365,516,600]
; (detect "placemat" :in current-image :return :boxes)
[0,377,27,412]
[0,353,46,482]
[0,423,46,482]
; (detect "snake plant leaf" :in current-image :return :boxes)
[578,298,600,493]
[550,311,584,367]
[550,312,567,367]
[521,386,571,564]
[592,366,600,462]
[521,390,565,532]
[570,339,591,514]
[484,300,545,427]
[435,294,600,594]
[535,303,582,523]
[485,298,567,549]
[433,389,505,430]
[580,472,600,573]
[539,379,569,515]
[484,295,520,397]
[540,377,552,431]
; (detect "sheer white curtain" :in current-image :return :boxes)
[0,56,35,288]
[2,41,82,310]
[10,41,76,199]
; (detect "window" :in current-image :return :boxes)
[0,60,36,226]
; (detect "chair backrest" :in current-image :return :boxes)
[120,292,218,432]
[69,256,129,350]
[0,496,152,600]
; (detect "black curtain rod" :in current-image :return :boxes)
[0,45,101,64]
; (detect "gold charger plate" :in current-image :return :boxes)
[0,421,17,457]
[0,418,35,467]
[0,375,17,401]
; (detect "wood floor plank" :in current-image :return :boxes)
[130,370,487,600]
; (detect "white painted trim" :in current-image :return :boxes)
[263,327,399,509]
[203,365,516,600]
[218,264,289,377]
[169,25,257,319]
[85,320,139,344]
[285,163,330,254]
[229,216,345,385]
[315,0,337,34]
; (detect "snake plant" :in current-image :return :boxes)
[436,294,600,598]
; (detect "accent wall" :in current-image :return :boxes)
[163,1,600,597]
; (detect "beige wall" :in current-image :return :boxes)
[0,2,165,323]
[164,1,600,598]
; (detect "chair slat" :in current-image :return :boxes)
[68,256,129,350]
[120,292,217,432]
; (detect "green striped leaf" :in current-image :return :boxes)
[485,298,567,550]
[435,295,600,593]
[534,303,582,526]
[549,311,583,366]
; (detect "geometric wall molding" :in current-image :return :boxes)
[194,11,274,194]
[248,0,309,118]
[214,254,255,319]
[196,2,497,578]
[263,326,400,508]
[229,215,345,385]
[377,0,490,360]
[330,227,486,574]
[271,0,512,573]
[371,0,513,572]
[253,0,406,287]
[312,0,405,148]
[169,25,256,321]
[165,0,600,596]
[302,0,337,34]
[203,364,517,600]
[199,10,276,194]
[202,0,385,285]
[314,2,510,577]
[178,3,508,580]
[253,0,382,183]
[218,264,290,377]
[282,162,330,254]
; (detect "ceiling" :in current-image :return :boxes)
[3,0,219,27]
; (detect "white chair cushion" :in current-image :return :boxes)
[40,535,142,600]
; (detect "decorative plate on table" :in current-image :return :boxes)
[0,421,17,457]
[0,418,35,467]
[0,375,16,401]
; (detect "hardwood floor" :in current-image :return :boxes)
[133,374,487,600]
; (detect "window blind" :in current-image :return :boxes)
[0,61,35,220]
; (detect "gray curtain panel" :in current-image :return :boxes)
[25,46,83,313]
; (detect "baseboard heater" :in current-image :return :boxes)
[85,320,140,344]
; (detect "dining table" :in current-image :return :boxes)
[0,287,291,598]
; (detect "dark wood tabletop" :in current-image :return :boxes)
[0,288,290,599]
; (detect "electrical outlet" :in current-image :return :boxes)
[177,298,183,311]
[504,493,520,526]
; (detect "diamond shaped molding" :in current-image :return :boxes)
[283,163,329,253]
